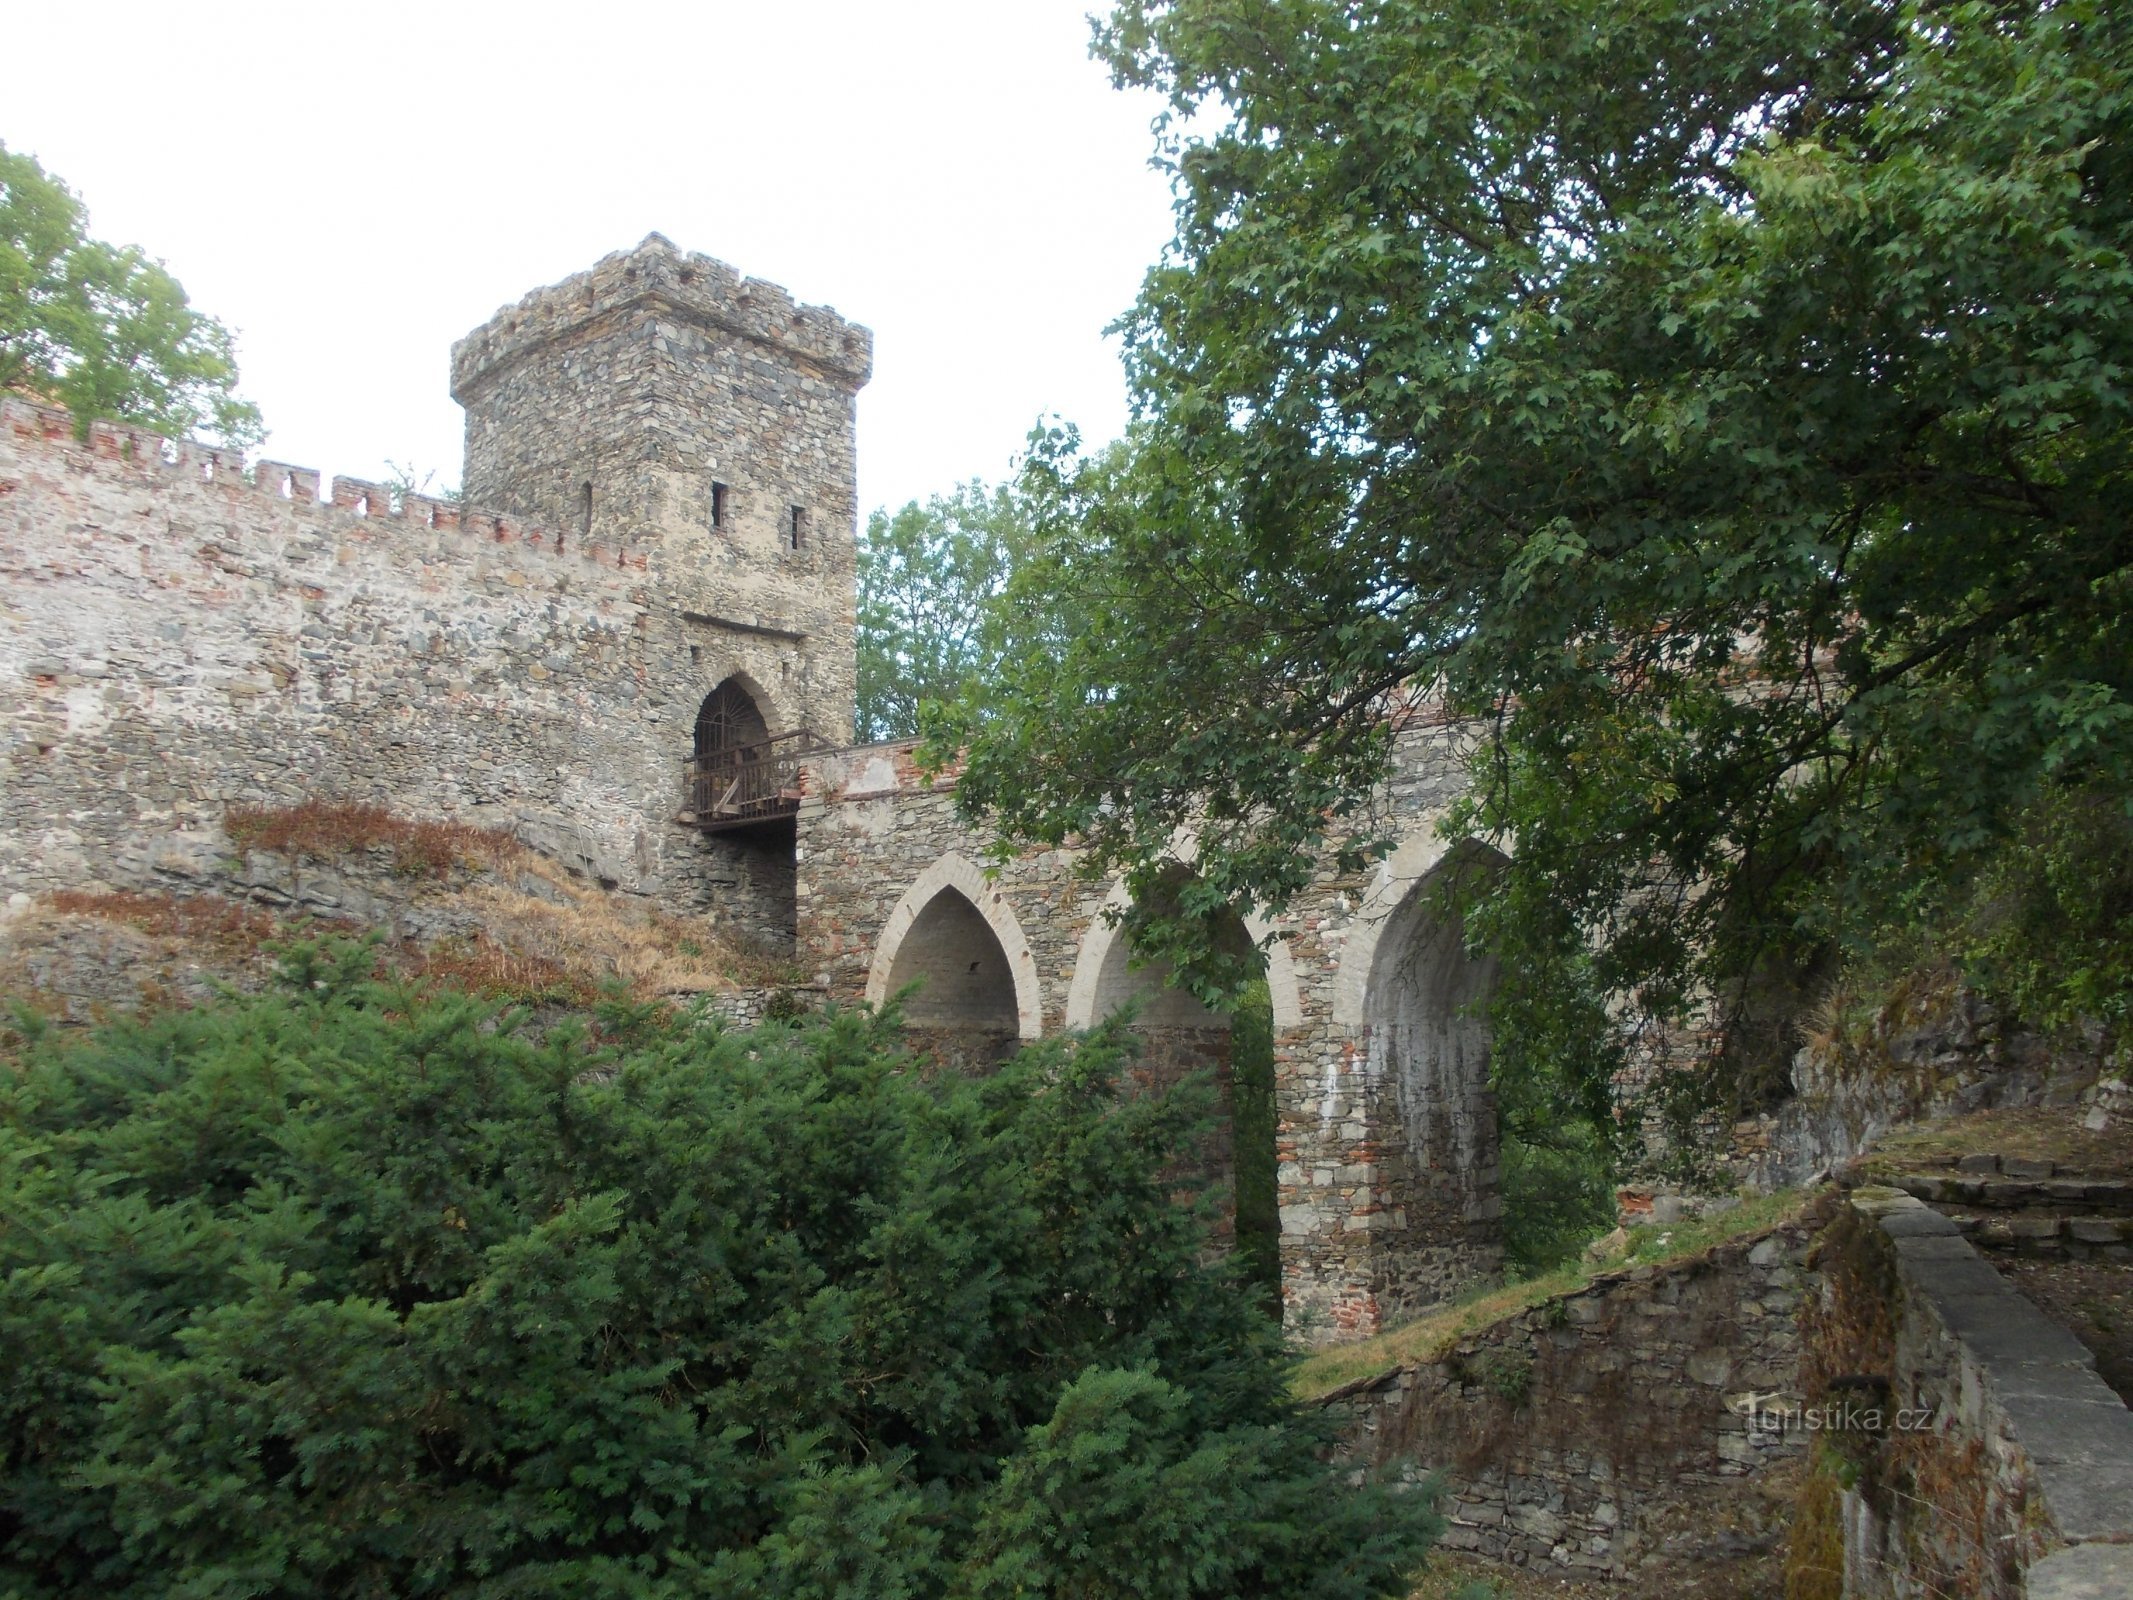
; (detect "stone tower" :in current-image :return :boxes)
[449,234,872,744]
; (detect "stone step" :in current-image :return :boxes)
[1890,1171,2133,1214]
[1937,1210,2133,1259]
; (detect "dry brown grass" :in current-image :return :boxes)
[0,892,288,1038]
[40,891,281,956]
[1798,982,1859,1061]
[455,884,739,999]
[393,933,602,1007]
[225,799,516,878]
[9,803,789,1021]
[1782,1451,1845,1600]
[220,799,761,1000]
[715,933,815,990]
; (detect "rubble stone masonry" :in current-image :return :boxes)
[1,237,871,949]
[452,234,867,745]
[797,726,1510,1343]
[1325,1213,1820,1578]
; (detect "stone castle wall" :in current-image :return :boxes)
[3,240,872,951]
[3,399,783,945]
[4,237,1534,1347]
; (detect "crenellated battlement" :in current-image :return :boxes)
[0,397,650,573]
[448,233,873,405]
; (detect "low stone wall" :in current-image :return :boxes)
[1805,1189,2133,1600]
[701,984,828,1029]
[1326,1212,1821,1577]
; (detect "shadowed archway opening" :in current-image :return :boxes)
[693,677,771,763]
[1363,840,1509,1310]
[1084,865,1280,1306]
[885,885,1021,1072]
[683,675,796,952]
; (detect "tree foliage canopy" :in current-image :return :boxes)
[939,0,2133,1104]
[857,483,1036,741]
[0,947,1433,1598]
[0,142,263,448]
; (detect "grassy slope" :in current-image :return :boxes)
[1292,1187,1817,1401]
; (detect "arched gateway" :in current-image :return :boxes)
[865,853,1043,1070]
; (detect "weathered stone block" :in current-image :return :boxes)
[2026,1544,2133,1600]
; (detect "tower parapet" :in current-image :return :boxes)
[450,234,868,746]
[449,233,872,403]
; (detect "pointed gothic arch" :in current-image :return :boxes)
[1059,864,1299,1282]
[866,852,1044,1041]
[1363,839,1506,1188]
[1064,875,1303,1032]
[1330,814,1513,1030]
[1333,828,1511,1306]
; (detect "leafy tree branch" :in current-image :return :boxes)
[1,142,263,449]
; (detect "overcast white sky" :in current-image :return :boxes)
[6,0,1179,517]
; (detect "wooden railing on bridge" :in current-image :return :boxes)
[680,729,825,832]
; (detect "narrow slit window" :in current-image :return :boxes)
[579,481,593,536]
[710,481,728,529]
[789,505,807,550]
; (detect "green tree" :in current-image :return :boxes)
[0,947,1435,1598]
[383,458,463,506]
[858,480,1035,741]
[0,142,262,447]
[938,0,2133,1121]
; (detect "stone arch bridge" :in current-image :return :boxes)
[0,389,1508,1349]
[794,728,1507,1345]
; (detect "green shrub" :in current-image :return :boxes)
[0,943,1435,1598]
[760,985,813,1024]
[1471,1351,1532,1407]
[1955,785,2133,1034]
[1500,1126,1616,1278]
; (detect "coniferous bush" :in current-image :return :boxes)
[0,941,1434,1598]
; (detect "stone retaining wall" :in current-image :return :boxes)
[1809,1189,2133,1599]
[1324,1212,1821,1576]
[702,984,828,1029]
